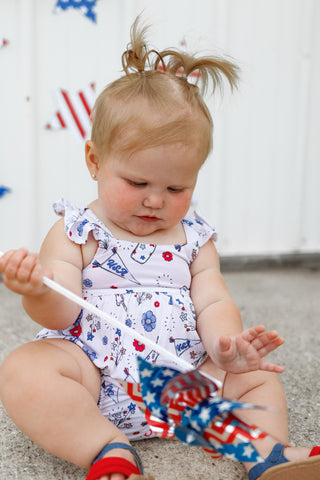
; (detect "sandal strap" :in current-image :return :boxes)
[309,446,320,457]
[248,443,289,480]
[86,457,140,480]
[92,441,143,473]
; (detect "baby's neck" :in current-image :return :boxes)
[88,201,187,245]
[107,222,186,245]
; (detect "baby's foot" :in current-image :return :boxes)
[87,441,152,480]
[99,475,125,480]
[99,474,124,480]
[95,445,140,480]
[283,445,313,461]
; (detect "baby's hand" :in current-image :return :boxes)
[0,248,52,297]
[214,325,285,374]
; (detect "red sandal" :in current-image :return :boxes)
[86,442,154,480]
[310,446,320,457]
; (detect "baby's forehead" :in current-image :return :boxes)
[117,107,201,146]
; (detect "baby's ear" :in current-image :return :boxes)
[85,140,100,174]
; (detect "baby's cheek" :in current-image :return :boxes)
[173,193,193,215]
[114,187,138,209]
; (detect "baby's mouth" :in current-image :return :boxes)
[137,216,159,222]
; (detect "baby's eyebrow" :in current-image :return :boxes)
[122,174,147,181]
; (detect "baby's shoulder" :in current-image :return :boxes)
[40,217,83,270]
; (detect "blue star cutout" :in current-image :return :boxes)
[55,0,98,23]
[0,186,11,198]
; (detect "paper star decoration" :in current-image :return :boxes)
[54,0,98,23]
[120,357,270,463]
[0,186,11,198]
[1,37,9,48]
[45,83,95,144]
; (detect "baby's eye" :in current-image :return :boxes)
[168,186,184,193]
[126,180,147,187]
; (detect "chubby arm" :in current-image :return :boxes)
[190,240,284,373]
[0,218,82,329]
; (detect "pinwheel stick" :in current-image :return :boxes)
[0,250,221,387]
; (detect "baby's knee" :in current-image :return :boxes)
[0,347,20,380]
[0,354,18,408]
[223,370,284,399]
[0,343,41,404]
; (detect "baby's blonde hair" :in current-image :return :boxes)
[91,17,239,163]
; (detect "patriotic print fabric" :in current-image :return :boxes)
[121,357,270,463]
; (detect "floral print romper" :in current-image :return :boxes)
[36,198,217,440]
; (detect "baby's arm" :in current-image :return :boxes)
[0,219,82,330]
[190,240,284,374]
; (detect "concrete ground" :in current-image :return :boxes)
[0,267,319,480]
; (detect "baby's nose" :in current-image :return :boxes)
[142,193,164,209]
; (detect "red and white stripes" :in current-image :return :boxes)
[46,82,95,143]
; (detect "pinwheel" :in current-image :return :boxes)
[120,357,269,463]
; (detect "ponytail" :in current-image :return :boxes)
[121,16,239,96]
[91,15,239,161]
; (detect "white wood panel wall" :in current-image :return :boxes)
[0,0,319,257]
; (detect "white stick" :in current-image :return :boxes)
[0,250,221,386]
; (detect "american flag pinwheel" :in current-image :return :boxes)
[120,357,272,463]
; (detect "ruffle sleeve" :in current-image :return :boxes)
[182,210,217,248]
[53,198,110,245]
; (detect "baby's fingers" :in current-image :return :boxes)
[0,248,29,279]
[249,328,283,348]
[0,248,47,295]
[254,333,285,357]
[16,252,39,283]
[243,326,283,350]
[219,335,232,353]
[242,325,266,340]
[259,359,285,373]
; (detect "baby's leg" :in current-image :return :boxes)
[0,339,133,472]
[201,359,312,471]
[223,369,315,470]
[223,369,288,455]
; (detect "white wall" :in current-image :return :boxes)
[0,0,319,256]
